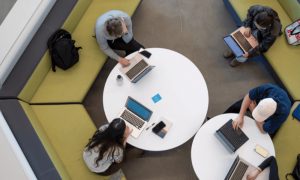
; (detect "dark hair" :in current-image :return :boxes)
[105,18,123,37]
[86,118,126,166]
[254,11,273,28]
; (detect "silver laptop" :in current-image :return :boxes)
[225,156,257,180]
[230,26,258,53]
[119,53,155,83]
[119,96,153,138]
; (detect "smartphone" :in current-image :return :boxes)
[140,50,152,58]
[152,121,166,134]
[255,144,269,158]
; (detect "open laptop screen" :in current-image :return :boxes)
[224,36,244,57]
[126,97,152,121]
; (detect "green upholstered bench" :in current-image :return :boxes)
[0,0,141,179]
[273,102,300,179]
[224,0,300,100]
[20,102,106,180]
[19,0,141,104]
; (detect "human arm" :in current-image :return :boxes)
[95,26,121,61]
[233,94,252,130]
[246,34,277,57]
[95,28,130,66]
[246,168,262,180]
[122,126,133,147]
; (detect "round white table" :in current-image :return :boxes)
[103,48,209,151]
[191,113,275,180]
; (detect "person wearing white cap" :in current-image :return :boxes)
[224,83,291,136]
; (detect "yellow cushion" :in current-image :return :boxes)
[20,101,71,179]
[18,52,51,102]
[277,0,300,21]
[31,104,109,180]
[229,0,292,23]
[265,38,300,100]
[229,0,300,100]
[273,102,300,179]
[63,0,93,33]
[30,0,141,103]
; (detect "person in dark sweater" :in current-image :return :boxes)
[247,156,279,180]
[224,5,282,67]
[225,83,291,137]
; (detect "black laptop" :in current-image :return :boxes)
[215,119,249,152]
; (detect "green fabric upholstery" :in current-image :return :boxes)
[273,102,300,179]
[20,101,71,179]
[277,0,300,21]
[16,1,141,178]
[18,0,93,103]
[229,0,300,100]
[30,104,110,180]
[26,0,141,103]
[18,52,52,102]
[63,0,93,33]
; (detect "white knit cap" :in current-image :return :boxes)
[252,98,277,122]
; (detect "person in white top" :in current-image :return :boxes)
[83,118,132,175]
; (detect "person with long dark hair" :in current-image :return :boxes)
[83,118,132,175]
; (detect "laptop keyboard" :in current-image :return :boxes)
[232,31,252,52]
[121,110,145,129]
[221,120,249,150]
[231,161,248,180]
[126,60,148,80]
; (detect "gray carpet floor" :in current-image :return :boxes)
[83,0,275,179]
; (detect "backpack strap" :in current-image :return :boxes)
[50,52,56,72]
[48,47,56,72]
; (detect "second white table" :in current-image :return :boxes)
[191,113,275,179]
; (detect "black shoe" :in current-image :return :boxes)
[223,50,234,59]
[230,58,241,67]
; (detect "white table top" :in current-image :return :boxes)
[103,48,209,151]
[191,113,275,180]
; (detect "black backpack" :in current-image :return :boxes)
[286,154,300,180]
[47,29,82,72]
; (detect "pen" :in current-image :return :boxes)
[146,122,156,131]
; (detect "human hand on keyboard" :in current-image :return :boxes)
[124,126,133,139]
[246,168,261,180]
[119,57,130,67]
[243,52,249,58]
[232,115,244,130]
[243,27,251,38]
